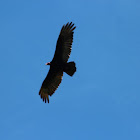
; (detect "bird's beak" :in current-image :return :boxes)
[45,62,50,65]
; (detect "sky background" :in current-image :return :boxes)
[0,0,140,140]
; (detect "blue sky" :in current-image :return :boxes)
[0,0,140,139]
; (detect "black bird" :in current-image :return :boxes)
[39,22,76,103]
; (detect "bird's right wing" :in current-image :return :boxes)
[52,22,76,64]
[39,67,63,103]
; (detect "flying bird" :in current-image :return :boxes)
[39,22,76,103]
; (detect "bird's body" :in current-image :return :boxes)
[39,22,76,103]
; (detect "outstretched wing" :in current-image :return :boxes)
[52,22,76,64]
[39,67,63,103]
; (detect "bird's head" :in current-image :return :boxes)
[45,62,51,65]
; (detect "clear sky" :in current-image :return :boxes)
[0,0,140,140]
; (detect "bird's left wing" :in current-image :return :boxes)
[39,67,63,103]
[52,22,76,63]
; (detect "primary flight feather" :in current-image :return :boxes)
[39,22,76,103]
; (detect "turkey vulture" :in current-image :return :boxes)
[39,22,76,103]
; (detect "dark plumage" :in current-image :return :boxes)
[39,22,76,103]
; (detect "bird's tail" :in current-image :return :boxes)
[64,61,76,76]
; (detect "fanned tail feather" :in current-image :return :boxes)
[64,61,76,76]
